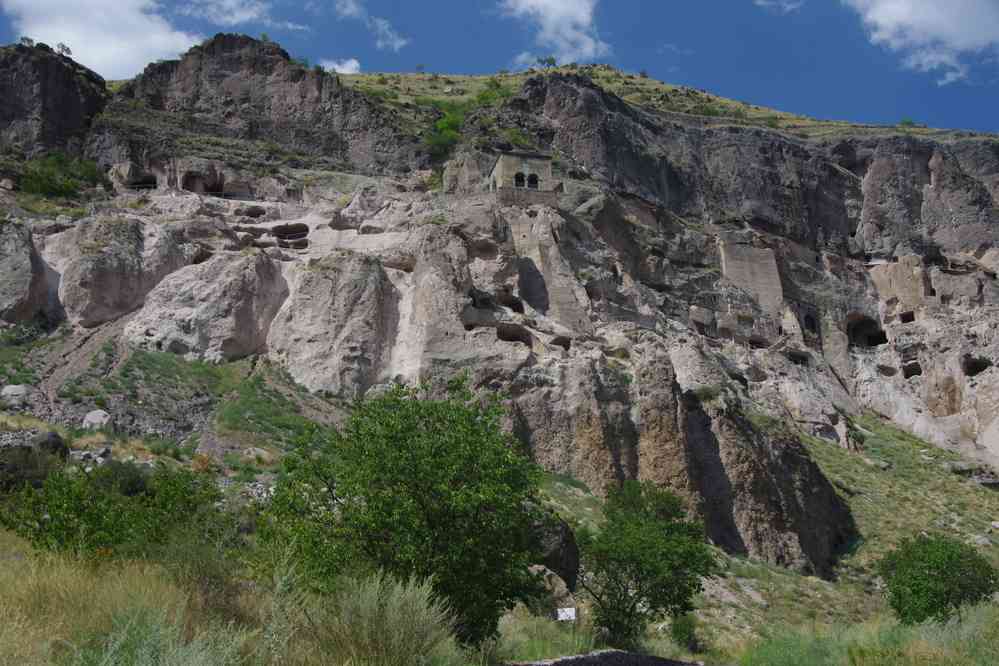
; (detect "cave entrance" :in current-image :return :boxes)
[496,323,533,347]
[181,173,224,196]
[787,350,811,367]
[127,172,158,190]
[848,316,888,349]
[962,355,992,378]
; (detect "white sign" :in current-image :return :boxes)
[556,607,577,622]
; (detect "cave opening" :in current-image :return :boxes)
[962,355,993,378]
[551,336,571,352]
[496,323,533,347]
[902,362,923,379]
[787,350,810,367]
[899,311,916,324]
[848,316,888,348]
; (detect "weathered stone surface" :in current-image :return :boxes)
[267,252,397,399]
[0,43,107,155]
[0,220,46,323]
[82,409,111,430]
[89,33,424,175]
[123,251,288,362]
[1,384,29,408]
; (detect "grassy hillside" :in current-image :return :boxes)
[337,64,993,140]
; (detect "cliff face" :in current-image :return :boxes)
[86,34,426,176]
[4,41,999,577]
[0,43,108,155]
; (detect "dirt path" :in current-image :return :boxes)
[37,315,134,409]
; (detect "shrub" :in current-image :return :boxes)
[878,534,999,624]
[2,462,220,556]
[577,481,717,649]
[311,572,464,666]
[0,446,63,493]
[262,380,545,644]
[66,609,248,666]
[670,612,701,652]
[19,153,104,198]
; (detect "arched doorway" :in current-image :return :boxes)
[527,174,540,190]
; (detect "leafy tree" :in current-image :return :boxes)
[536,55,558,68]
[577,481,717,649]
[878,534,999,624]
[56,42,72,56]
[260,32,270,42]
[19,36,34,47]
[261,381,545,644]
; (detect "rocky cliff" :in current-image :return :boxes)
[0,42,107,156]
[4,36,999,578]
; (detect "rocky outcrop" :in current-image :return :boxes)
[267,252,398,398]
[88,34,424,175]
[0,43,107,155]
[123,251,288,361]
[0,220,46,323]
[39,217,219,328]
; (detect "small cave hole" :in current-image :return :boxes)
[496,323,533,347]
[877,365,898,377]
[902,362,923,379]
[962,355,992,377]
[749,337,769,350]
[786,350,810,367]
[551,336,571,352]
[803,314,818,334]
[527,174,540,190]
[899,311,916,324]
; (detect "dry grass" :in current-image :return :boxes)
[0,530,190,665]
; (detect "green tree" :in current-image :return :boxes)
[577,481,717,649]
[536,55,558,68]
[262,381,545,644]
[878,534,999,625]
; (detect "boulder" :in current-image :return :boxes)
[267,252,397,398]
[52,218,204,328]
[1,384,29,409]
[124,252,289,361]
[0,221,47,323]
[82,409,111,430]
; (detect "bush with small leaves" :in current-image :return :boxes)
[262,380,545,644]
[577,481,717,649]
[2,462,220,556]
[878,534,999,624]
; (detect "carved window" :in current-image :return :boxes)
[527,174,540,190]
[514,172,526,188]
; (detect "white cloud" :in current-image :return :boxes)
[333,0,364,19]
[841,0,999,85]
[321,57,361,74]
[179,0,307,31]
[369,16,409,51]
[0,0,200,79]
[331,0,410,51]
[500,0,610,64]
[754,0,804,13]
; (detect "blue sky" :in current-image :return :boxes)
[2,1,998,132]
